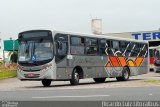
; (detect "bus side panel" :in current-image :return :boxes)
[56,67,70,79]
[139,58,149,74]
[55,55,109,79]
[56,58,73,80]
[129,57,148,76]
[55,55,148,80]
[55,55,127,79]
[66,55,122,79]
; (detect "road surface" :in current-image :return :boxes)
[0,72,160,101]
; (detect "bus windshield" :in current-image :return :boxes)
[18,40,53,62]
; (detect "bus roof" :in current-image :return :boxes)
[19,29,148,44]
[52,30,148,44]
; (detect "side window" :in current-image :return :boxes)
[70,36,84,55]
[119,41,131,57]
[126,42,133,57]
[99,39,106,55]
[111,40,121,56]
[155,50,160,58]
[120,41,128,56]
[112,41,119,49]
[54,33,68,63]
[131,43,140,57]
[149,49,154,57]
[85,38,98,55]
[120,41,128,49]
[99,39,110,55]
[140,44,148,57]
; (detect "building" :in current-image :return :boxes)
[105,29,160,48]
[91,19,160,47]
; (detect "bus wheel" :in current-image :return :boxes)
[70,69,79,85]
[42,79,51,87]
[93,78,106,83]
[116,67,130,81]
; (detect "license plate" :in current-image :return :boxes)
[27,73,35,77]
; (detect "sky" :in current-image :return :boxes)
[0,0,160,49]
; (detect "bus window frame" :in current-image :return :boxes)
[54,33,68,63]
[99,39,111,56]
[70,35,85,55]
[85,37,99,56]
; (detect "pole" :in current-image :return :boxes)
[3,50,5,65]
[12,40,14,73]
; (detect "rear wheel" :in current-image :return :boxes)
[93,78,106,83]
[70,69,80,85]
[42,79,51,87]
[116,67,130,81]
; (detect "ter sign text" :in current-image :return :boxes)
[132,32,160,40]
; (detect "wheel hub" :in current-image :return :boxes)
[75,72,79,81]
[124,70,129,79]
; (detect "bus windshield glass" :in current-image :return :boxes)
[18,40,53,62]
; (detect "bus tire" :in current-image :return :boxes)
[42,79,51,87]
[93,78,106,83]
[70,68,80,85]
[116,67,130,81]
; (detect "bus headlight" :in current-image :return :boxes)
[41,64,52,72]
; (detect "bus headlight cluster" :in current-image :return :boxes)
[17,65,23,72]
[41,64,52,72]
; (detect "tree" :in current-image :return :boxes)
[10,51,18,63]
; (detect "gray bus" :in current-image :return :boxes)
[17,30,149,87]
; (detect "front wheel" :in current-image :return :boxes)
[93,78,106,83]
[42,79,51,87]
[70,69,80,85]
[116,67,130,81]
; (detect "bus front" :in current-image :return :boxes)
[17,30,55,86]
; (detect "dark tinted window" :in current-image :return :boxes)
[70,36,84,55]
[130,43,140,57]
[54,33,68,63]
[149,49,154,57]
[119,41,129,56]
[112,41,119,49]
[141,44,148,57]
[99,39,106,55]
[99,39,110,55]
[120,41,127,49]
[111,40,121,56]
[86,38,97,46]
[99,39,106,47]
[125,43,148,58]
[86,38,98,55]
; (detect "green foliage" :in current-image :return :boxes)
[0,64,17,80]
[0,71,17,79]
[10,51,18,63]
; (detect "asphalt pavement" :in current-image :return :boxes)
[0,72,160,101]
[0,86,160,101]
